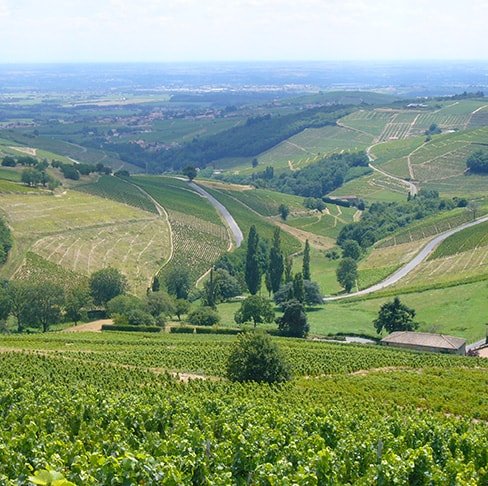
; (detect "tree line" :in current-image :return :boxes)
[106,105,352,171]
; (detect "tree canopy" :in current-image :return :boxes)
[373,297,419,334]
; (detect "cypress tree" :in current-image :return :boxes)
[293,272,305,303]
[302,239,311,280]
[269,228,284,293]
[245,225,261,295]
[284,256,293,283]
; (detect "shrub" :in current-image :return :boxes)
[106,295,145,317]
[126,309,156,326]
[101,324,161,333]
[226,332,291,383]
[187,307,220,326]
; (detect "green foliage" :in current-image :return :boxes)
[278,203,289,220]
[342,239,362,260]
[125,309,156,326]
[64,283,91,324]
[102,324,161,333]
[234,295,275,327]
[227,332,291,383]
[374,297,419,334]
[106,294,145,317]
[146,291,175,318]
[0,216,12,264]
[467,150,488,173]
[277,299,309,338]
[302,239,311,280]
[187,306,220,326]
[292,272,305,303]
[338,192,451,250]
[269,228,284,293]
[274,280,323,306]
[245,225,261,295]
[336,257,358,293]
[89,268,128,306]
[164,267,191,300]
[22,282,65,332]
[182,166,197,181]
[204,268,241,305]
[262,151,368,198]
[174,299,190,320]
[29,469,75,486]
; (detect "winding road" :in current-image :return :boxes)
[325,214,488,301]
[189,182,244,248]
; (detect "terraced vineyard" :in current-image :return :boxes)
[132,176,230,281]
[0,191,171,294]
[0,333,486,484]
[76,175,157,213]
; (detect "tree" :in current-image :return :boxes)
[467,201,479,221]
[226,332,290,383]
[106,294,145,317]
[292,272,305,303]
[277,299,309,338]
[121,309,155,326]
[182,166,197,181]
[252,158,259,168]
[302,239,311,280]
[174,299,190,320]
[25,282,65,332]
[146,291,175,318]
[336,258,358,293]
[165,267,191,300]
[268,228,284,293]
[373,297,418,334]
[202,268,217,308]
[2,156,16,167]
[89,268,128,306]
[188,306,220,326]
[245,225,261,295]
[234,295,275,328]
[0,280,11,322]
[7,280,32,332]
[278,204,289,221]
[284,256,293,283]
[21,168,41,186]
[342,239,362,260]
[65,283,92,325]
[274,280,322,306]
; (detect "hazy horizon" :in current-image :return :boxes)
[0,0,487,63]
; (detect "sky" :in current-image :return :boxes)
[0,0,487,63]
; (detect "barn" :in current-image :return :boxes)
[381,331,466,355]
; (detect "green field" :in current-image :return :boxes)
[0,332,486,483]
[0,190,171,294]
[133,176,230,281]
[76,175,157,214]
[202,184,302,255]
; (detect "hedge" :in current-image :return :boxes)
[101,324,162,333]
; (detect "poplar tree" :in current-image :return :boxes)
[284,256,293,283]
[293,272,305,303]
[245,225,261,295]
[302,239,311,280]
[268,228,284,293]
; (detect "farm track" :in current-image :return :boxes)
[325,214,488,301]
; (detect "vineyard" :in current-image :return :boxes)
[430,220,488,259]
[132,177,231,282]
[0,333,486,484]
[0,191,171,294]
[30,218,171,294]
[76,176,157,214]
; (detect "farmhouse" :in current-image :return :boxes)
[381,331,466,355]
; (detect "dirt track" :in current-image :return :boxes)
[62,319,112,333]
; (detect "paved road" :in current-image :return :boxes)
[189,182,244,248]
[326,214,488,301]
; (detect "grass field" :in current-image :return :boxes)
[0,190,171,294]
[315,279,488,342]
